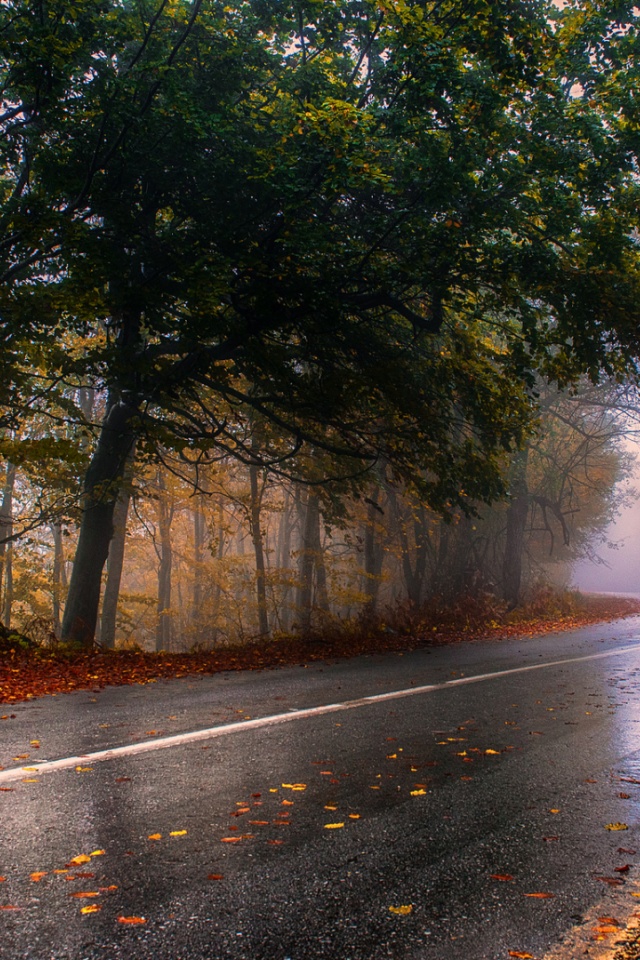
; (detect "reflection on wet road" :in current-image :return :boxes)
[3,620,640,959]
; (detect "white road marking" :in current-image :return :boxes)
[1,642,639,784]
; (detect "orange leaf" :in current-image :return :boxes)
[508,953,534,959]
[69,891,100,899]
[29,872,47,882]
[490,874,513,882]
[207,874,224,881]
[148,833,162,840]
[220,837,241,843]
[0,905,20,911]
[524,892,554,898]
[117,916,146,925]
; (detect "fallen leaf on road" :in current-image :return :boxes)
[221,837,241,843]
[524,892,554,898]
[348,814,361,820]
[208,874,224,880]
[249,820,269,826]
[615,865,631,873]
[90,850,105,857]
[281,783,306,791]
[75,766,92,772]
[410,789,426,796]
[549,809,560,814]
[267,840,284,845]
[148,834,162,840]
[69,855,91,865]
[115,777,131,783]
[69,891,100,899]
[29,872,46,882]
[117,916,146,924]
[542,836,559,842]
[388,905,412,915]
[169,831,187,837]
[0,905,20,911]
[324,823,344,829]
[618,848,636,854]
[619,793,631,799]
[80,905,101,914]
[596,877,624,886]
[485,749,500,755]
[605,823,629,831]
[598,916,619,925]
[490,874,513,882]
[508,952,534,959]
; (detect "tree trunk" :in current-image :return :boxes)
[191,500,206,641]
[297,490,323,633]
[98,447,135,649]
[502,449,530,609]
[0,462,16,620]
[61,395,138,648]
[363,492,384,613]
[249,463,269,638]
[50,522,65,638]
[155,470,174,652]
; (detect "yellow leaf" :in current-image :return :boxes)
[169,830,187,837]
[81,904,101,914]
[90,850,105,857]
[75,766,93,772]
[389,905,413,915]
[281,783,306,791]
[485,749,500,755]
[69,855,91,865]
[508,953,534,959]
[324,805,338,811]
[410,789,426,796]
[605,823,629,831]
[324,823,344,829]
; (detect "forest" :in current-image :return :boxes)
[2,0,640,653]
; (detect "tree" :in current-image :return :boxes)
[2,0,640,646]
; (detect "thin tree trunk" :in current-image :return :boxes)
[363,492,384,613]
[192,500,205,641]
[0,462,16,620]
[61,395,138,648]
[249,463,269,638]
[502,449,530,609]
[155,470,174,652]
[297,490,320,633]
[3,540,12,628]
[50,522,65,637]
[98,447,135,649]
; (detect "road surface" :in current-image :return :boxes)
[3,618,640,959]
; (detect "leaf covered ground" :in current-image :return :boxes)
[1,593,639,705]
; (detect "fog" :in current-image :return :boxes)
[573,452,640,595]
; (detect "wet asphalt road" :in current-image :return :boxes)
[4,620,640,959]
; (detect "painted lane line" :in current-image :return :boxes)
[2,641,639,785]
